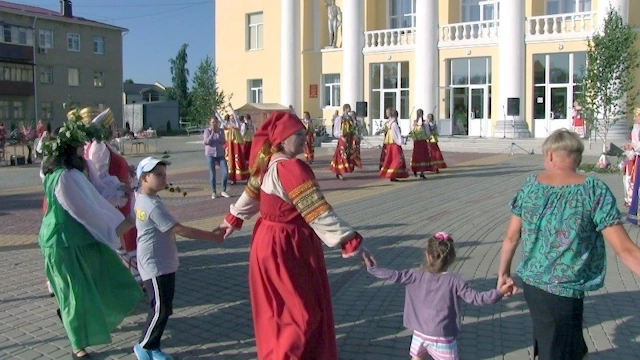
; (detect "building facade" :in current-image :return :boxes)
[0,0,126,129]
[123,82,168,105]
[215,0,639,138]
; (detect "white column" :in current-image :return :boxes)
[494,0,530,138]
[598,0,629,140]
[280,0,300,111]
[342,0,364,108]
[415,0,438,116]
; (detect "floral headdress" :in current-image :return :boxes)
[41,109,107,158]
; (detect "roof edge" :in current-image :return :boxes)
[0,7,128,32]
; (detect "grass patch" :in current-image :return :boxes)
[578,163,621,174]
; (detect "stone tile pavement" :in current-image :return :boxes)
[1,149,640,359]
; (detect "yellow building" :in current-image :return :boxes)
[215,0,638,138]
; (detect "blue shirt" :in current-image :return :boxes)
[511,175,623,298]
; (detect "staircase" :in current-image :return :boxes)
[320,135,617,157]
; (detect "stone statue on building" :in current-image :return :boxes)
[325,0,342,48]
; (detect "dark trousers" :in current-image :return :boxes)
[139,272,175,350]
[523,282,587,360]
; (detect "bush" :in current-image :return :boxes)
[578,163,621,174]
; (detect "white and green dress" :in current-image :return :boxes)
[39,168,143,350]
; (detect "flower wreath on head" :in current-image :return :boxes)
[41,109,107,158]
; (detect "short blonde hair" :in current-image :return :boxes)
[634,108,640,116]
[542,129,584,165]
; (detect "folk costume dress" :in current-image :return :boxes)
[351,117,363,169]
[379,119,390,170]
[224,112,364,360]
[410,117,432,175]
[39,168,143,350]
[379,117,408,180]
[427,120,447,171]
[241,120,255,162]
[329,114,355,177]
[302,117,315,163]
[625,124,640,217]
[220,112,250,183]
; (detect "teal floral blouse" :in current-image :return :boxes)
[511,175,623,298]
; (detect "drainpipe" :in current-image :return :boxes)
[32,16,38,125]
[121,30,129,130]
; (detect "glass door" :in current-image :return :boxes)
[468,86,487,137]
[437,86,453,136]
[547,85,571,134]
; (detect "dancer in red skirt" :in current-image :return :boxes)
[410,109,432,179]
[426,113,447,173]
[350,111,363,169]
[379,110,409,181]
[330,104,355,180]
[302,111,315,164]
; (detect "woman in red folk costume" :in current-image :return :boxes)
[220,112,369,360]
[426,113,447,173]
[240,114,255,162]
[302,111,315,164]
[82,108,141,284]
[349,111,363,169]
[330,104,355,180]
[379,110,409,181]
[410,109,432,179]
[379,108,393,170]
[216,105,249,184]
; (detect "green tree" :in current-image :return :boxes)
[167,44,190,118]
[580,6,640,155]
[124,79,134,84]
[188,56,230,126]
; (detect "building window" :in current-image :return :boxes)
[142,90,159,102]
[39,29,54,48]
[93,71,104,87]
[93,36,104,54]
[248,79,263,103]
[41,102,53,121]
[389,0,416,28]
[68,68,80,86]
[1,25,34,46]
[0,101,9,120]
[462,0,481,22]
[533,52,586,122]
[322,74,341,108]
[546,0,591,15]
[40,66,53,84]
[12,101,24,120]
[370,62,410,134]
[0,64,33,82]
[247,12,264,50]
[67,33,80,52]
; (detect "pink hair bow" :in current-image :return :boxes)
[434,232,451,241]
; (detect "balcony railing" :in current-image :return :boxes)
[526,12,598,41]
[363,27,415,53]
[439,20,500,48]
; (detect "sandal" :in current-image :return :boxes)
[72,350,91,358]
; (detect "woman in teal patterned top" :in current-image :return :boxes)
[497,129,640,360]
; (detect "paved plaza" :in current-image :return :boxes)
[1,137,640,359]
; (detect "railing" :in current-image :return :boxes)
[363,27,416,53]
[526,12,597,41]
[439,20,500,47]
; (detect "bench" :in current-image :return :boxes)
[185,126,204,136]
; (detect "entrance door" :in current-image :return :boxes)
[547,85,571,134]
[468,86,488,137]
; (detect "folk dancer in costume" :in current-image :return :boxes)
[39,115,143,358]
[220,111,369,360]
[82,108,141,285]
[240,114,255,162]
[572,102,586,138]
[216,106,249,185]
[379,110,409,182]
[302,111,315,164]
[624,109,640,217]
[426,113,447,173]
[410,109,432,179]
[330,104,355,180]
[349,111,363,169]
[379,108,392,170]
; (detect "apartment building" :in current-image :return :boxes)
[0,0,126,129]
[215,0,638,138]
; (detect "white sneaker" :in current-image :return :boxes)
[220,191,231,198]
[211,193,216,199]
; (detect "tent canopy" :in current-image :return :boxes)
[235,103,290,128]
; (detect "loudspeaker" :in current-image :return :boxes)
[507,98,520,116]
[356,101,367,117]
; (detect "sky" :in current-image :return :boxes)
[14,0,215,87]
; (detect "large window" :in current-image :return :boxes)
[389,0,416,28]
[39,29,53,48]
[68,68,80,86]
[40,66,53,84]
[93,36,104,54]
[370,62,410,134]
[322,74,340,108]
[0,64,33,82]
[12,101,25,120]
[546,0,591,15]
[248,79,263,103]
[533,52,586,121]
[67,33,80,52]
[247,12,264,50]
[1,25,34,46]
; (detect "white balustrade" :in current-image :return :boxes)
[526,12,597,41]
[363,27,416,53]
[439,20,500,47]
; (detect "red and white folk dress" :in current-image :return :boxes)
[379,118,409,180]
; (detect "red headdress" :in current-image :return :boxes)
[249,111,304,177]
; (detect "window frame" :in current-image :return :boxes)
[545,0,592,15]
[93,71,104,87]
[248,79,263,103]
[39,29,54,49]
[247,12,264,51]
[322,74,341,108]
[40,66,53,84]
[388,0,416,29]
[93,36,104,54]
[67,33,80,52]
[68,68,80,86]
